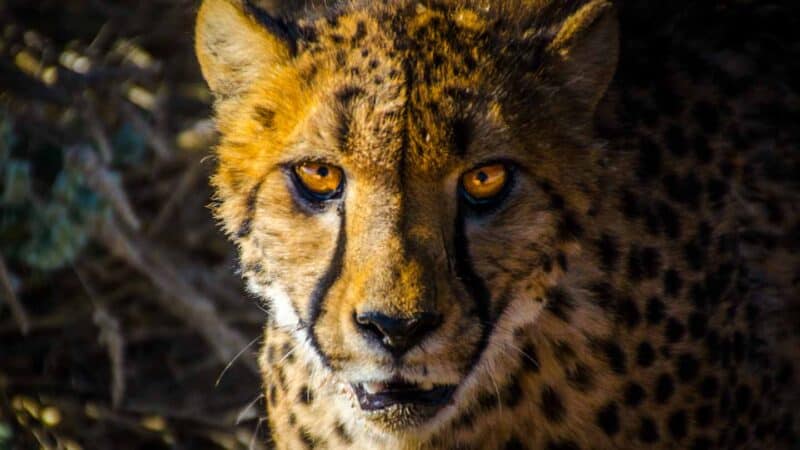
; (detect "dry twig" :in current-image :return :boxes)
[98,218,258,373]
[0,255,30,335]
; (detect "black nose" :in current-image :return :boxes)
[355,311,442,357]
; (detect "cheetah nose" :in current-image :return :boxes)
[355,311,442,357]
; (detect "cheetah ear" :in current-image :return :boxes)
[545,0,619,113]
[195,0,307,100]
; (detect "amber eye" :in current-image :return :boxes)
[461,163,509,202]
[293,162,344,200]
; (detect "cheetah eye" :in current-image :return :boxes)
[460,163,510,205]
[292,162,344,201]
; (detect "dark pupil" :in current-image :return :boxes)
[316,166,329,177]
[476,171,488,183]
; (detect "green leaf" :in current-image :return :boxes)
[20,203,89,270]
[0,421,12,449]
[112,122,147,166]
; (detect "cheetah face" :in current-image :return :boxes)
[196,0,617,436]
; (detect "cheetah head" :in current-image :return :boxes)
[196,0,618,439]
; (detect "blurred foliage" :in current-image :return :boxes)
[0,1,265,449]
[0,115,110,270]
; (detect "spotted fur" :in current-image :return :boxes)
[195,0,799,448]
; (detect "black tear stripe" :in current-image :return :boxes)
[307,204,347,368]
[236,180,264,238]
[453,206,493,372]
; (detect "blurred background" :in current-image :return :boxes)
[0,0,798,449]
[0,1,269,449]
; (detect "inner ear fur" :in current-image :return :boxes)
[545,0,619,113]
[195,0,302,100]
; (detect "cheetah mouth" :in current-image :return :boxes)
[351,378,456,411]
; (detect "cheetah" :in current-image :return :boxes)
[194,0,800,448]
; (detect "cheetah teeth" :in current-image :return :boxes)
[361,381,436,394]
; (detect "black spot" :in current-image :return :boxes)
[656,201,682,238]
[695,404,714,426]
[298,385,314,404]
[334,421,352,444]
[603,341,627,374]
[698,376,719,399]
[736,426,750,447]
[587,282,615,311]
[521,342,540,372]
[596,233,619,272]
[566,363,594,392]
[691,437,713,450]
[541,254,553,273]
[704,331,721,364]
[596,402,620,436]
[692,134,713,163]
[690,282,708,309]
[540,386,565,422]
[253,105,276,128]
[687,312,707,339]
[269,384,277,406]
[636,137,662,182]
[335,49,346,66]
[636,341,656,367]
[663,172,703,209]
[503,376,525,408]
[627,246,644,281]
[734,385,752,413]
[655,373,675,403]
[676,354,700,382]
[707,177,728,207]
[733,331,746,363]
[641,247,661,278]
[299,427,318,449]
[646,297,666,325]
[504,437,527,450]
[624,382,646,407]
[693,101,720,133]
[616,297,641,329]
[552,341,576,363]
[667,410,688,439]
[771,363,792,388]
[621,189,641,218]
[546,440,580,450]
[664,125,688,156]
[664,317,685,342]
[549,192,565,210]
[351,20,367,42]
[556,252,568,271]
[557,211,584,241]
[545,286,575,322]
[639,417,660,443]
[663,269,682,297]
